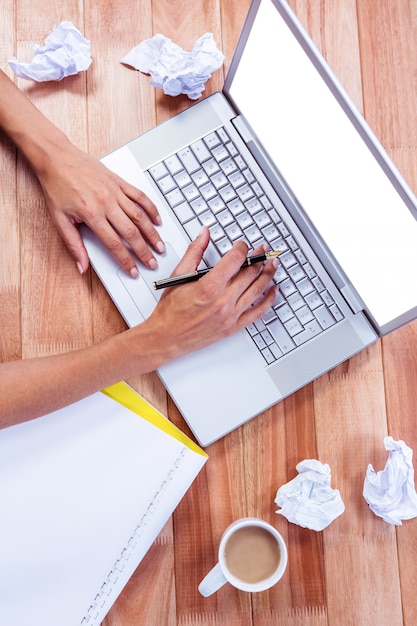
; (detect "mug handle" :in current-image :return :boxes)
[198,563,227,597]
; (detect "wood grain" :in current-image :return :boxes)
[2,1,417,624]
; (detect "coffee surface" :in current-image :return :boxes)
[224,526,281,584]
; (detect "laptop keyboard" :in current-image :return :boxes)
[148,126,344,364]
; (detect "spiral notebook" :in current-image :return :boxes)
[0,382,207,626]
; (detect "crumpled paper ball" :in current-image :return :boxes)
[8,21,92,81]
[121,32,224,100]
[275,459,345,531]
[363,436,417,525]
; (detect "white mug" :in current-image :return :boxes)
[198,517,287,596]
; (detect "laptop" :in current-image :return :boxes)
[81,0,417,446]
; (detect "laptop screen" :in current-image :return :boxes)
[226,0,417,330]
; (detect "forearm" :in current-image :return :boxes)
[0,70,71,175]
[0,326,163,429]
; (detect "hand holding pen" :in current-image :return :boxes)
[153,249,282,290]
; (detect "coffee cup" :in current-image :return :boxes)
[198,517,287,596]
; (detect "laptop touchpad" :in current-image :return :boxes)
[117,243,180,319]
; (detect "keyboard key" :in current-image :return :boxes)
[219,185,237,203]
[202,158,220,176]
[277,303,294,323]
[284,317,304,337]
[220,157,238,175]
[330,304,344,321]
[165,188,185,208]
[192,169,210,187]
[253,210,271,229]
[217,209,234,228]
[183,217,202,240]
[174,170,192,188]
[229,170,246,188]
[191,196,209,215]
[268,319,296,353]
[216,237,233,255]
[209,223,226,242]
[226,142,239,157]
[208,196,226,214]
[157,174,176,194]
[191,139,211,163]
[236,210,254,230]
[304,290,322,309]
[295,305,314,325]
[321,290,334,307]
[237,184,254,202]
[261,347,276,364]
[279,278,297,298]
[295,249,308,264]
[164,154,183,175]
[173,201,194,224]
[280,251,297,269]
[217,127,230,143]
[212,171,228,189]
[314,306,336,329]
[262,307,277,324]
[246,198,263,215]
[201,182,218,201]
[212,144,229,162]
[288,264,306,282]
[182,184,200,202]
[149,162,168,180]
[244,224,262,244]
[178,147,199,173]
[225,223,243,241]
[204,240,221,266]
[199,210,217,228]
[204,132,221,149]
[288,292,305,311]
[298,278,315,297]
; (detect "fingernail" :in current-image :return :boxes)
[148,258,158,270]
[156,241,166,253]
[155,214,162,225]
[272,258,280,269]
[130,266,139,279]
[76,262,84,275]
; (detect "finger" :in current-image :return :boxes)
[118,178,161,225]
[238,284,278,329]
[236,257,279,312]
[53,217,91,274]
[204,239,249,288]
[108,200,166,265]
[84,216,142,277]
[170,226,211,275]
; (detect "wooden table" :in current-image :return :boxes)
[2,1,417,624]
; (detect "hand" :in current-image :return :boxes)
[37,143,165,277]
[137,226,279,366]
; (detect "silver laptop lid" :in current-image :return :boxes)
[224,0,417,335]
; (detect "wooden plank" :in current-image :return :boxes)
[0,1,21,363]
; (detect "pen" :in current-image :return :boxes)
[153,249,282,290]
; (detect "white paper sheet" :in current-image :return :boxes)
[0,384,207,625]
[121,33,224,100]
[275,459,345,531]
[8,21,92,81]
[363,436,417,525]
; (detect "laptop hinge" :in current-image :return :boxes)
[233,115,252,142]
[340,285,363,314]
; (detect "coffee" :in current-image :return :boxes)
[224,525,281,584]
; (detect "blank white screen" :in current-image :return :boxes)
[229,0,417,327]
